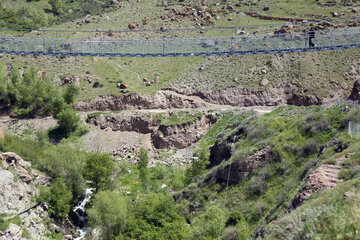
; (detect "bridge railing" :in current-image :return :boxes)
[0,27,359,56]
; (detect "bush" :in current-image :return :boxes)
[56,106,80,135]
[123,192,190,240]
[226,211,242,226]
[88,191,127,240]
[49,177,73,220]
[37,186,51,203]
[222,227,240,240]
[63,84,79,104]
[297,139,319,158]
[83,153,114,191]
[248,175,267,196]
[137,147,149,192]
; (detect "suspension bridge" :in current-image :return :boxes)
[0,27,359,57]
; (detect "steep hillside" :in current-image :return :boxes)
[0,0,360,239]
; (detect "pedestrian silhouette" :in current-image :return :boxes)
[308,30,315,47]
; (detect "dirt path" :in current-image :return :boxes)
[290,153,353,209]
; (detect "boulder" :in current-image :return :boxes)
[1,152,31,168]
[1,223,22,240]
[128,23,136,30]
[160,24,168,32]
[119,83,128,89]
[348,80,360,100]
[340,82,348,90]
[260,79,269,86]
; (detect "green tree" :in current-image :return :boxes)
[88,191,127,240]
[124,193,190,240]
[185,148,209,184]
[49,177,73,220]
[191,205,224,239]
[49,0,64,14]
[63,83,79,104]
[83,153,114,191]
[137,147,149,193]
[56,106,80,134]
[50,95,65,117]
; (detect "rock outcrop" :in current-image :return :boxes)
[348,80,360,101]
[210,146,275,185]
[75,90,211,111]
[152,115,215,149]
[290,164,342,210]
[88,111,216,149]
[0,152,51,240]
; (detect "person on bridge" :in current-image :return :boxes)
[308,30,316,48]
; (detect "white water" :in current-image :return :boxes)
[73,188,94,240]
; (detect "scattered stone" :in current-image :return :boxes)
[160,184,167,189]
[332,12,339,17]
[260,79,269,86]
[263,5,270,11]
[228,17,233,21]
[117,82,128,89]
[160,24,168,32]
[261,69,267,74]
[2,223,22,240]
[1,152,31,168]
[344,191,356,200]
[340,82,348,90]
[128,23,136,30]
[350,7,358,13]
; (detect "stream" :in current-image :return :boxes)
[73,188,94,240]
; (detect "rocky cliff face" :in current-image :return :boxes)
[208,146,276,185]
[0,152,52,240]
[88,111,217,149]
[75,90,211,111]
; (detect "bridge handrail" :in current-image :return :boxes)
[0,27,358,42]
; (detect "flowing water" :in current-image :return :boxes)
[73,188,94,240]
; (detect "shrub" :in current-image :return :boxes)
[83,153,114,191]
[297,139,319,158]
[88,191,127,240]
[49,177,73,220]
[37,186,51,203]
[222,227,240,240]
[63,84,79,104]
[137,147,149,192]
[56,106,80,135]
[226,211,242,226]
[248,175,267,196]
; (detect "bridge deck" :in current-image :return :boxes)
[0,27,359,57]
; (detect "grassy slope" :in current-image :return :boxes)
[1,0,359,101]
[176,105,360,238]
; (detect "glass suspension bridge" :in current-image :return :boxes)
[0,27,359,57]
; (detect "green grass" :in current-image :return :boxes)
[1,0,359,102]
[175,106,360,238]
[0,215,21,231]
[157,110,203,126]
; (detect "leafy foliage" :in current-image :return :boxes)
[88,191,127,240]
[49,177,73,220]
[83,153,114,191]
[138,147,150,192]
